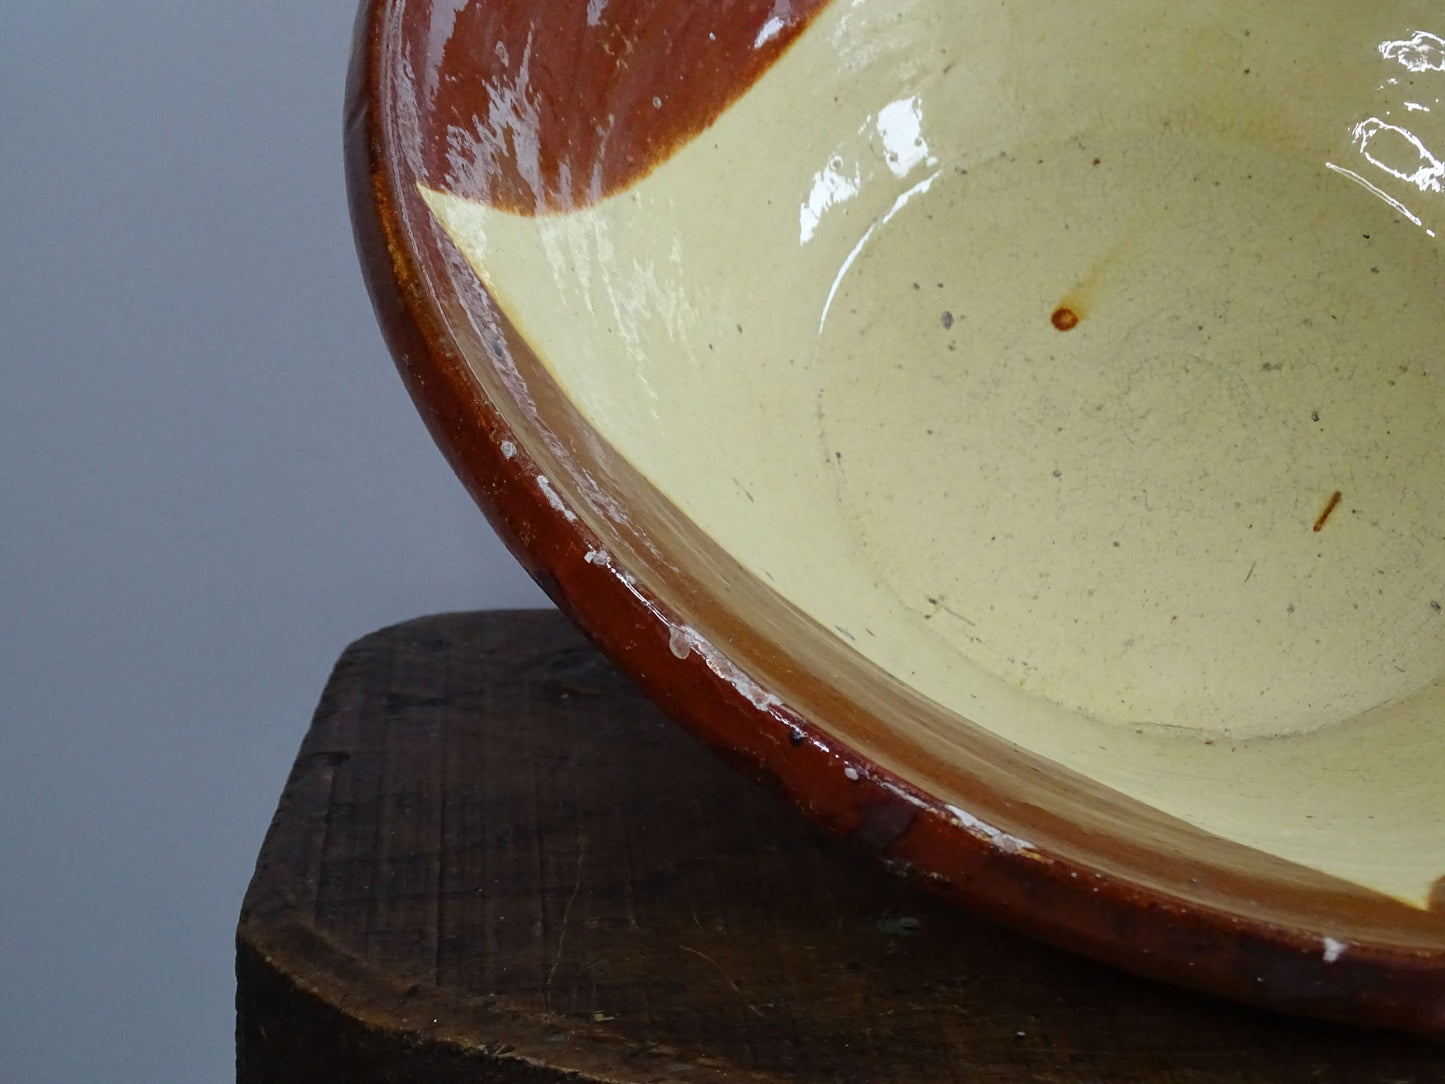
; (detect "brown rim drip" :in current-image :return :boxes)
[411,0,830,214]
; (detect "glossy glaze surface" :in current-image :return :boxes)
[351,0,1445,1035]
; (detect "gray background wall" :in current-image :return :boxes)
[1,4,549,1080]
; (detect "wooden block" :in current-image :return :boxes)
[237,610,1440,1081]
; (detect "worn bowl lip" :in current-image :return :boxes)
[346,0,1445,1037]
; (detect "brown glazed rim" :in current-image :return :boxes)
[347,0,1445,1038]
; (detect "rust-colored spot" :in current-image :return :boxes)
[1051,306,1080,331]
[407,0,831,215]
[1313,490,1343,532]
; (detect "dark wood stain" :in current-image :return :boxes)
[407,0,832,214]
[1313,490,1343,532]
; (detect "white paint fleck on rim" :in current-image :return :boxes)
[568,525,795,725]
[944,803,1038,856]
[535,474,579,522]
[668,627,693,659]
[662,622,785,712]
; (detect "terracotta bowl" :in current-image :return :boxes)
[347,0,1445,1035]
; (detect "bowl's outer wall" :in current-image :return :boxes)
[346,0,1445,1038]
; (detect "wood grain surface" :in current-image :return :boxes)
[236,610,1442,1081]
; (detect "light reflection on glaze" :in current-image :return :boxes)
[1353,117,1445,193]
[444,33,552,214]
[1381,30,1445,72]
[805,94,940,320]
[799,95,936,244]
[876,96,933,177]
[1325,162,1429,229]
[1334,27,1445,240]
[817,168,940,329]
[800,157,862,243]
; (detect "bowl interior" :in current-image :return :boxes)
[387,0,1445,936]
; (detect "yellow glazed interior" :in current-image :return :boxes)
[421,1,1445,907]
